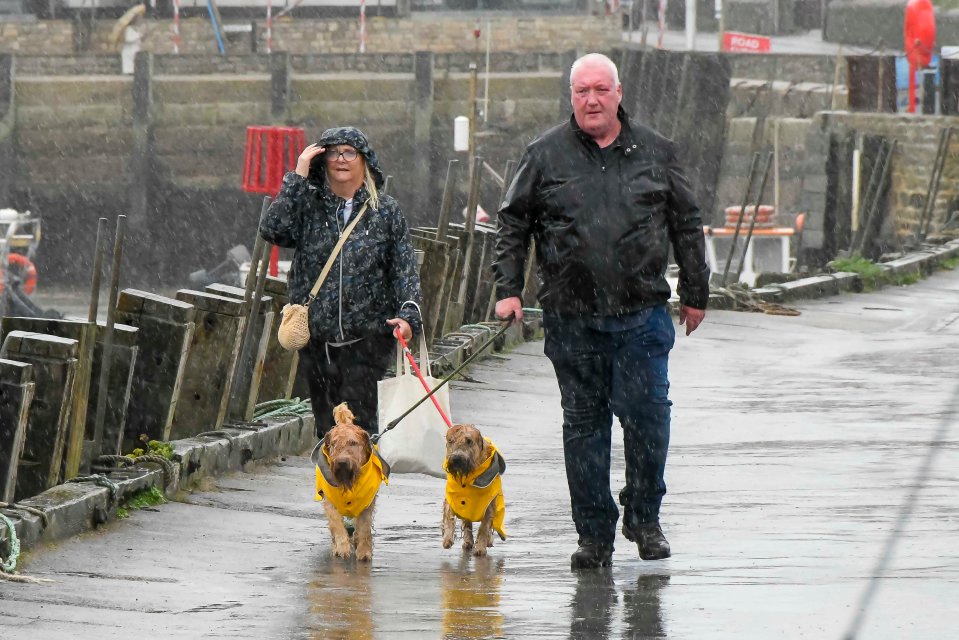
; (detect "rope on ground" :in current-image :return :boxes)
[253,398,312,420]
[0,510,52,583]
[713,284,802,316]
[66,474,120,502]
[1,511,20,574]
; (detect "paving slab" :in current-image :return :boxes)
[3,269,959,639]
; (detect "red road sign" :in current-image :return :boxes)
[723,32,772,53]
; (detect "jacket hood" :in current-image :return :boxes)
[308,126,386,188]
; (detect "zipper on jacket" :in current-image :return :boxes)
[334,200,346,342]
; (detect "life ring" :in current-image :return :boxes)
[0,253,38,295]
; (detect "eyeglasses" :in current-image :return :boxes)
[325,148,359,162]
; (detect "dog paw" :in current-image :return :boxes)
[462,539,474,552]
[356,548,373,563]
[332,541,352,559]
[442,536,454,549]
[472,544,488,558]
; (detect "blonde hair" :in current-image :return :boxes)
[363,162,381,210]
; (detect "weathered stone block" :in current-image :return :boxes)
[86,322,139,457]
[116,289,196,443]
[170,290,247,438]
[0,358,34,503]
[204,282,274,422]
[0,318,97,480]
[0,331,79,501]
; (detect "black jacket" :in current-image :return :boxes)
[493,107,710,314]
[260,172,422,343]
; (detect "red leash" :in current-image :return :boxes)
[393,329,453,428]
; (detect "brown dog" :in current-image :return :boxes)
[442,424,507,557]
[313,403,389,562]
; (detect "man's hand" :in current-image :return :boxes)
[679,305,705,336]
[387,318,413,342]
[495,297,523,325]
[295,143,326,178]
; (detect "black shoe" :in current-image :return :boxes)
[570,541,614,570]
[624,522,671,560]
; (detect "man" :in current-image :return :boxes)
[493,53,709,569]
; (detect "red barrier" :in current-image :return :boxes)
[242,126,306,276]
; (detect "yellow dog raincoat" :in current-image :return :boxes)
[444,438,507,540]
[312,441,390,519]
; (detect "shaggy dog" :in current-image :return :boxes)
[312,403,389,562]
[442,424,507,557]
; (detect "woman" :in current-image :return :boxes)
[260,127,422,438]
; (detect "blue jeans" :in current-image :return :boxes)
[543,305,675,546]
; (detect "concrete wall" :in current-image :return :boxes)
[0,15,621,56]
[5,53,566,287]
[825,1,959,49]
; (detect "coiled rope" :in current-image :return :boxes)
[66,474,121,502]
[0,511,20,574]
[94,454,177,492]
[253,398,312,420]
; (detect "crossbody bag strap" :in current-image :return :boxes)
[306,201,369,303]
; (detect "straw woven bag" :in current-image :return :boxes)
[277,202,368,351]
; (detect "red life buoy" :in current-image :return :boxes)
[0,253,38,294]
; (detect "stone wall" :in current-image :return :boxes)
[4,53,567,288]
[0,15,621,56]
[830,113,959,242]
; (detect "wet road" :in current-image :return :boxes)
[4,269,959,639]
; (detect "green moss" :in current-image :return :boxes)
[126,438,175,461]
[939,256,959,271]
[115,486,166,520]
[125,486,166,510]
[892,271,921,287]
[830,255,886,291]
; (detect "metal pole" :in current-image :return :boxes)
[483,19,491,124]
[468,61,478,166]
[851,139,888,253]
[499,159,516,205]
[229,196,270,415]
[685,0,697,50]
[721,152,760,285]
[456,155,483,306]
[88,217,108,323]
[436,159,459,244]
[920,128,953,241]
[92,215,126,458]
[733,152,774,284]
[859,141,897,256]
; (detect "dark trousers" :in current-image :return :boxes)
[543,305,675,546]
[298,334,394,438]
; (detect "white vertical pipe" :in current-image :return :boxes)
[685,0,696,51]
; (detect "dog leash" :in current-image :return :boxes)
[372,317,516,445]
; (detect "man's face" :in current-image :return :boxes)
[570,61,622,141]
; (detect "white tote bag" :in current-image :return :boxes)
[376,334,449,478]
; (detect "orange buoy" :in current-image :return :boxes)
[0,253,38,294]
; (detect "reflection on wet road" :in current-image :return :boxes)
[5,270,959,639]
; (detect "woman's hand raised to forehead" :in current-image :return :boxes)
[295,143,326,178]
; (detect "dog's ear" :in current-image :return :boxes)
[323,430,332,452]
[359,428,372,455]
